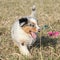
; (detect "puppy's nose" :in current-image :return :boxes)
[38,29,40,32]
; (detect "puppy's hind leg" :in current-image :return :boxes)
[19,43,31,57]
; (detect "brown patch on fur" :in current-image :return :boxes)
[20,40,26,45]
[22,26,37,34]
[21,42,24,46]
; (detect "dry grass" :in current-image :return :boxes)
[0,0,60,60]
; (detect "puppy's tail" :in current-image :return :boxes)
[30,5,36,18]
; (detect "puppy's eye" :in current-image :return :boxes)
[30,24,35,27]
[28,23,35,27]
[29,24,32,26]
[32,25,35,27]
[28,23,32,26]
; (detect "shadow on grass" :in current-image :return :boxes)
[32,36,58,48]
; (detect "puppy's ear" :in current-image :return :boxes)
[19,18,28,27]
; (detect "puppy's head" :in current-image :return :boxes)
[19,17,40,39]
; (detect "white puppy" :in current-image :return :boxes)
[11,6,40,57]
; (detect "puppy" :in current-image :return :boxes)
[11,6,40,57]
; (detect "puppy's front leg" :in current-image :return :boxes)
[19,43,31,57]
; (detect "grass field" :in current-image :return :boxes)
[0,0,60,60]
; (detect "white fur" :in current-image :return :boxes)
[30,5,36,18]
[11,20,37,56]
[11,20,36,44]
[11,5,40,57]
[28,17,40,32]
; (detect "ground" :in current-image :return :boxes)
[0,0,60,60]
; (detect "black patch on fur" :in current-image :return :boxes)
[21,43,24,46]
[32,8,35,11]
[19,18,28,27]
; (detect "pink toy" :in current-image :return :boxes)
[48,31,60,38]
